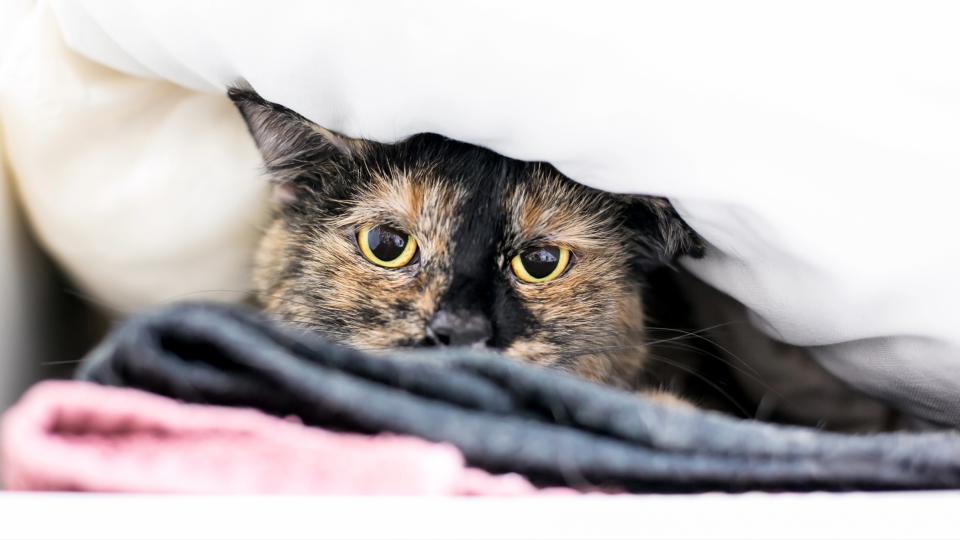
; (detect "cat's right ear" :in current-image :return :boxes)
[228,82,360,205]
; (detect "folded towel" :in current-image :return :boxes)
[1,380,551,495]
[78,303,960,493]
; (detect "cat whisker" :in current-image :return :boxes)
[562,337,777,396]
[643,331,769,382]
[644,320,760,376]
[650,341,780,397]
[40,359,84,366]
[62,287,128,314]
[163,289,335,317]
[643,353,752,417]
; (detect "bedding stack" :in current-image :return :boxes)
[4,302,960,495]
[2,381,554,495]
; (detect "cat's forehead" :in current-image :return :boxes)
[349,136,626,251]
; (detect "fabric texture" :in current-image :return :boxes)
[76,303,960,493]
[1,380,555,495]
[1,1,958,425]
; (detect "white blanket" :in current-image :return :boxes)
[2,1,959,424]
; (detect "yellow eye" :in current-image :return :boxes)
[511,246,571,283]
[357,224,418,268]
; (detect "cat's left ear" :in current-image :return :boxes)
[228,82,362,204]
[625,196,705,270]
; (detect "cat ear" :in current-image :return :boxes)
[228,82,361,204]
[625,196,705,271]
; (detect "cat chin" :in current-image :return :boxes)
[365,343,498,363]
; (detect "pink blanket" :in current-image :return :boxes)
[1,381,558,495]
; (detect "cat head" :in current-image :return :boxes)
[230,85,703,387]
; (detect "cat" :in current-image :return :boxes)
[229,84,704,392]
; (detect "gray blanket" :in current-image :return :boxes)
[77,303,960,493]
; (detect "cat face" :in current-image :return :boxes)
[230,86,702,387]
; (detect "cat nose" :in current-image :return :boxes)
[425,309,492,347]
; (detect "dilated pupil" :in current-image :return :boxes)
[521,246,560,279]
[368,226,407,261]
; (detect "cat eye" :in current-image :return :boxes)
[357,224,418,268]
[511,246,571,283]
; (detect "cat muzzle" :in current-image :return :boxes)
[425,309,492,347]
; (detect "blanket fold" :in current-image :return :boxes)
[77,303,960,493]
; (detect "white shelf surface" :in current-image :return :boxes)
[1,491,958,539]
